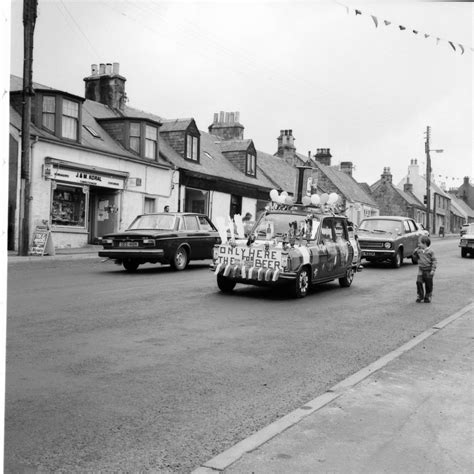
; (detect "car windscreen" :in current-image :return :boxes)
[358,219,402,235]
[128,214,176,230]
[252,213,321,240]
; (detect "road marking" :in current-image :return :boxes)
[192,301,474,473]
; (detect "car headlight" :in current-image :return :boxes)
[460,239,466,245]
[384,242,392,249]
[102,238,113,245]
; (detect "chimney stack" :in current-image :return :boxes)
[314,148,332,166]
[276,129,296,165]
[84,61,127,110]
[381,166,393,184]
[208,111,244,140]
[340,161,353,177]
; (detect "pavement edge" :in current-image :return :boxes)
[192,301,474,473]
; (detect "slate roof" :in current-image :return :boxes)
[160,119,193,132]
[314,161,377,206]
[449,193,474,219]
[217,139,253,153]
[256,150,297,192]
[371,179,424,208]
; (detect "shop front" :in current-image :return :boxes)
[44,158,128,247]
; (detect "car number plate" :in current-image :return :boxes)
[363,251,376,256]
[119,241,139,247]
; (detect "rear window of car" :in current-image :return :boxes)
[128,214,175,230]
[198,216,215,231]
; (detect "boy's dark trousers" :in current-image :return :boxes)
[416,270,433,301]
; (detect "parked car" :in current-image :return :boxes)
[459,223,474,258]
[98,212,220,271]
[211,206,361,298]
[357,216,425,268]
[460,223,470,236]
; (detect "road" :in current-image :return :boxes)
[5,237,472,473]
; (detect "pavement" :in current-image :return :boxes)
[193,302,473,473]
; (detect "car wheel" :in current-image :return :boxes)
[290,267,310,298]
[391,249,402,268]
[461,248,468,258]
[339,267,355,288]
[171,246,189,271]
[217,273,236,293]
[123,260,139,272]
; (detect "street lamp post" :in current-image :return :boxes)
[424,126,443,234]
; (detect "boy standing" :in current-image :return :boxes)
[413,236,437,303]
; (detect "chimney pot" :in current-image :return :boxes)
[219,111,225,122]
[225,112,229,123]
[229,112,235,123]
[235,111,240,123]
[106,63,113,74]
[213,113,218,124]
[112,62,120,74]
[289,129,293,135]
[99,63,106,74]
[91,64,98,75]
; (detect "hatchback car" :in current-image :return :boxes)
[98,212,220,271]
[459,223,474,258]
[211,207,360,298]
[357,216,424,268]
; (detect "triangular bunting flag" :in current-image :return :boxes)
[448,41,456,51]
[383,20,391,26]
[458,44,465,55]
[424,34,430,39]
[436,37,440,45]
[371,15,378,28]
[399,25,406,31]
[355,10,362,15]
[413,30,418,35]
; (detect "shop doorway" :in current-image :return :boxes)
[185,188,209,214]
[88,188,119,243]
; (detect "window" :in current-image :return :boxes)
[145,125,158,159]
[321,218,334,242]
[144,197,156,213]
[183,215,199,230]
[246,153,256,176]
[198,216,215,231]
[403,220,411,233]
[51,184,87,227]
[407,220,416,232]
[186,134,199,161]
[130,122,141,154]
[83,125,101,138]
[42,96,56,132]
[62,99,79,140]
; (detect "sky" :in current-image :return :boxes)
[6,0,474,188]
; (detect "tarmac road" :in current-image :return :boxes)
[5,237,472,472]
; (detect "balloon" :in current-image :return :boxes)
[270,189,279,201]
[285,195,294,205]
[281,191,288,198]
[328,192,339,205]
[311,194,321,206]
[320,193,329,205]
[302,196,311,206]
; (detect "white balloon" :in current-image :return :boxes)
[285,195,294,205]
[328,192,339,205]
[311,194,320,206]
[320,193,329,205]
[281,191,288,198]
[270,189,279,201]
[302,196,311,206]
[278,195,286,204]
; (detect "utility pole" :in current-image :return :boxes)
[19,0,38,255]
[425,126,431,234]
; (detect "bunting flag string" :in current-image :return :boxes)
[336,2,471,55]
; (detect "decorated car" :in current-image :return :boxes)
[98,212,220,271]
[210,190,361,298]
[459,223,474,258]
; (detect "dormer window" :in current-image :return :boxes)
[62,99,79,140]
[246,153,256,177]
[186,134,199,162]
[145,125,157,159]
[40,93,82,142]
[42,96,56,132]
[130,122,141,154]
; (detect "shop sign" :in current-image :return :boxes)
[45,165,124,189]
[215,244,284,269]
[30,225,55,256]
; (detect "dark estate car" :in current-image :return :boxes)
[211,206,361,298]
[98,212,220,271]
[357,216,426,268]
[459,223,474,258]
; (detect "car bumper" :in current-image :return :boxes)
[210,263,296,283]
[99,249,165,259]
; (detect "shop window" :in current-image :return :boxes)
[42,96,56,132]
[145,125,158,159]
[51,184,87,227]
[144,197,156,213]
[130,122,141,154]
[246,153,256,176]
[62,99,79,140]
[185,188,208,214]
[186,134,199,162]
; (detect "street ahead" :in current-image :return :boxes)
[5,237,473,473]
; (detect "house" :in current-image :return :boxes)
[398,159,452,234]
[453,176,474,209]
[448,193,474,230]
[9,65,175,251]
[370,167,426,223]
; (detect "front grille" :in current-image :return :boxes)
[359,241,385,249]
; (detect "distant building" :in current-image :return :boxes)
[454,176,474,209]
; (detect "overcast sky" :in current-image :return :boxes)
[7,0,473,187]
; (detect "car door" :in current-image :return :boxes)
[182,215,204,259]
[334,217,354,274]
[407,219,418,255]
[315,217,338,280]
[197,215,219,258]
